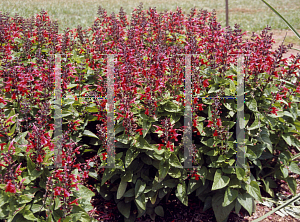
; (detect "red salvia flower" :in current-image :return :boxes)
[203,79,209,88]
[193,119,197,127]
[102,152,107,160]
[156,144,164,150]
[207,120,214,127]
[5,180,16,193]
[198,103,204,111]
[271,107,279,116]
[213,130,218,137]
[216,118,222,126]
[136,128,143,135]
[36,154,43,163]
[64,189,70,198]
[69,198,80,206]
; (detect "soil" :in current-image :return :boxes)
[87,29,300,222]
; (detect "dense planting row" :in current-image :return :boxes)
[0,3,300,222]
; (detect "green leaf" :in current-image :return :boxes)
[7,123,16,136]
[83,130,99,139]
[235,200,242,214]
[280,166,289,178]
[247,113,260,130]
[246,181,263,202]
[212,169,230,190]
[286,177,297,195]
[187,179,202,195]
[223,187,238,207]
[168,167,181,178]
[134,136,153,150]
[72,184,94,212]
[291,135,300,151]
[246,99,257,112]
[162,179,178,188]
[18,194,33,204]
[125,149,139,168]
[282,133,292,146]
[198,166,208,185]
[22,206,38,220]
[260,127,273,153]
[237,193,253,215]
[151,191,158,204]
[164,101,181,112]
[117,179,127,199]
[158,160,170,182]
[212,192,235,222]
[124,188,135,197]
[170,113,182,125]
[175,182,188,206]
[154,206,164,217]
[26,155,36,173]
[101,168,116,186]
[135,179,146,198]
[117,200,131,219]
[142,119,152,138]
[203,196,212,212]
[289,162,300,175]
[169,153,182,168]
[135,193,146,210]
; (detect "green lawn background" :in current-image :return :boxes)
[1,0,299,35]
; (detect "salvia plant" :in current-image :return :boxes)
[0,2,300,222]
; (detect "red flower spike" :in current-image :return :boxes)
[271,107,279,116]
[203,79,209,88]
[5,180,16,193]
[156,144,164,150]
[207,120,214,127]
[213,130,218,137]
[198,103,204,111]
[216,118,222,126]
[36,155,43,163]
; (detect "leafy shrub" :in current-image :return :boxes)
[0,3,300,222]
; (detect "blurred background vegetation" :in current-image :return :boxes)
[0,0,299,35]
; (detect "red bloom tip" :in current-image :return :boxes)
[216,118,222,126]
[5,180,16,193]
[156,144,164,150]
[198,103,204,111]
[213,130,218,137]
[226,75,234,80]
[203,79,209,88]
[36,154,43,163]
[271,107,279,116]
[207,120,213,127]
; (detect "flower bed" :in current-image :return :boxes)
[1,3,300,222]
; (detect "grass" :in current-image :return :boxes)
[0,0,299,35]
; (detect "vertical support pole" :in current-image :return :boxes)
[226,0,229,27]
[105,54,116,168]
[236,54,245,169]
[183,54,193,168]
[54,54,62,168]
